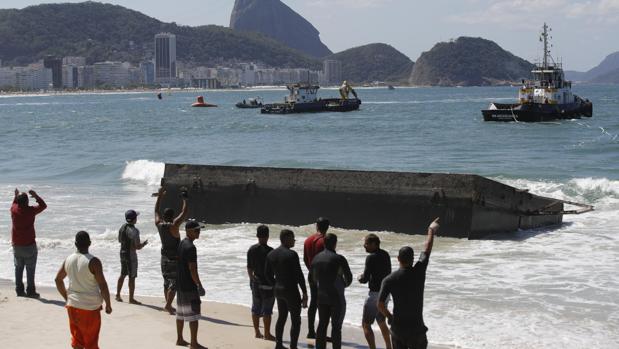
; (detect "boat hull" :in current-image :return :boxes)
[261,98,361,114]
[482,100,592,122]
[158,164,566,239]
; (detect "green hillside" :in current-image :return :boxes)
[0,2,320,69]
[327,43,414,84]
[410,37,534,86]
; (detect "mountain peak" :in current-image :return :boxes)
[229,0,332,58]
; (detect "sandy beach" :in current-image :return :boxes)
[0,279,449,349]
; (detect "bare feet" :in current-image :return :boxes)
[115,295,123,302]
[190,344,207,349]
[264,334,275,341]
[129,298,142,305]
[255,332,264,339]
[176,339,189,347]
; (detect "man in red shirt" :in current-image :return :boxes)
[11,188,47,298]
[303,217,329,339]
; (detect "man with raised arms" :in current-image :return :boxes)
[265,229,308,349]
[378,218,440,349]
[11,188,47,298]
[155,187,188,314]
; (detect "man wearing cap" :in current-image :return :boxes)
[377,218,440,349]
[176,220,207,349]
[155,187,188,315]
[303,217,329,339]
[11,188,47,298]
[55,231,112,349]
[246,224,275,340]
[115,209,148,304]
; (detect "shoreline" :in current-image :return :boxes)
[0,278,449,349]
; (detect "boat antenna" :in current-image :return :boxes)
[540,23,553,68]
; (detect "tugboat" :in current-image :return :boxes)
[261,82,361,114]
[482,23,592,122]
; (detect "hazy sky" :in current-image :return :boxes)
[3,0,619,71]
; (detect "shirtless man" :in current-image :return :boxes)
[155,187,188,314]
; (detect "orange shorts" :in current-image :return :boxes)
[67,306,101,349]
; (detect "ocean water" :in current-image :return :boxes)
[0,86,618,348]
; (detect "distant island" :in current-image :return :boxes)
[565,51,619,84]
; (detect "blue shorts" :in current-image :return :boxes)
[250,281,275,316]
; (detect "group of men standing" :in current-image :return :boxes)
[11,187,438,349]
[247,216,439,349]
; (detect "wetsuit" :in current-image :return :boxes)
[265,245,307,349]
[378,252,430,349]
[359,248,392,324]
[303,232,325,335]
[158,222,180,291]
[311,249,353,349]
[247,243,275,316]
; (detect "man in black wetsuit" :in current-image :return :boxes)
[246,225,275,340]
[358,233,392,349]
[155,187,188,314]
[264,229,308,349]
[311,233,353,349]
[378,218,439,349]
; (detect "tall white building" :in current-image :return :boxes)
[323,60,342,86]
[155,33,177,83]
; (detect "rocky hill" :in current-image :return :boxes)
[230,0,331,58]
[0,2,320,69]
[409,37,534,86]
[327,43,414,84]
[566,51,619,83]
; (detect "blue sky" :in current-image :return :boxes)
[4,0,619,71]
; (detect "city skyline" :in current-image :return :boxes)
[2,0,619,71]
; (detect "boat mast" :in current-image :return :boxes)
[541,23,550,69]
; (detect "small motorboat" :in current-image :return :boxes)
[192,96,217,108]
[236,97,263,109]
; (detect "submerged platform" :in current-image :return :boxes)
[158,164,591,239]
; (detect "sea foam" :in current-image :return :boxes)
[121,160,164,187]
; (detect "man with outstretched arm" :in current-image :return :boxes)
[176,220,207,349]
[11,188,47,298]
[116,209,148,304]
[155,187,189,314]
[378,218,439,349]
[265,229,308,349]
[55,231,112,349]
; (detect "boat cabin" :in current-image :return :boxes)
[285,84,319,103]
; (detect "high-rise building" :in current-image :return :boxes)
[93,61,130,88]
[322,59,342,86]
[44,56,63,89]
[139,61,155,85]
[155,33,177,83]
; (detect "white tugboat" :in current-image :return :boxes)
[482,23,592,122]
[261,82,361,114]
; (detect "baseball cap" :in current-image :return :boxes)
[125,209,139,222]
[185,220,205,230]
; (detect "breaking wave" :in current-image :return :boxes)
[121,160,164,186]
